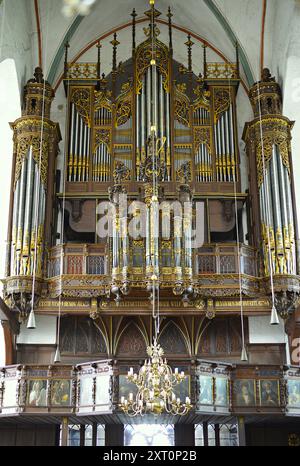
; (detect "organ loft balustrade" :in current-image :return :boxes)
[44,242,258,299]
[0,361,299,422]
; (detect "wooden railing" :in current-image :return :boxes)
[0,362,299,418]
[196,243,257,276]
[48,243,257,278]
[48,244,107,278]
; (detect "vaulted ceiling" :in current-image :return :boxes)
[0,0,298,95]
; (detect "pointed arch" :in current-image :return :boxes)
[115,319,148,357]
[158,320,189,356]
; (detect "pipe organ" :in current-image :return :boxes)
[3,2,300,443]
[2,1,300,327]
[64,9,240,188]
[4,68,61,315]
[243,69,299,310]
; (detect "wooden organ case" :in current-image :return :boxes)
[64,34,241,193]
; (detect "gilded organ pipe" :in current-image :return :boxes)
[243,69,297,279]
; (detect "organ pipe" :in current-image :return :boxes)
[244,71,297,279]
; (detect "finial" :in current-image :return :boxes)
[131,8,137,55]
[167,6,173,53]
[185,34,194,74]
[110,33,120,74]
[96,41,102,87]
[64,41,70,78]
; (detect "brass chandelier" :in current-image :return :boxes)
[119,0,192,418]
[120,340,191,417]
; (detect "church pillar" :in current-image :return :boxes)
[105,424,124,446]
[92,422,97,446]
[203,422,209,446]
[214,424,220,446]
[174,424,195,447]
[60,417,69,447]
[237,416,246,446]
[80,425,85,447]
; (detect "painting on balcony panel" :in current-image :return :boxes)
[173,375,190,402]
[259,380,280,407]
[95,374,111,408]
[234,380,256,406]
[119,374,138,402]
[287,380,300,407]
[79,376,93,407]
[199,375,213,405]
[27,380,47,407]
[215,377,229,406]
[51,380,71,406]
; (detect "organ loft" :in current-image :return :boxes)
[0,0,300,448]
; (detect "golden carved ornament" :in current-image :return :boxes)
[94,89,112,113]
[174,83,190,127]
[94,128,111,153]
[67,62,98,80]
[113,161,131,182]
[213,89,231,123]
[256,134,290,188]
[115,82,132,127]
[193,84,210,111]
[135,37,169,94]
[14,136,49,190]
[71,87,92,127]
[176,161,192,183]
[206,62,238,80]
[194,127,211,154]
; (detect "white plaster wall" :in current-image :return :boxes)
[17,315,57,345]
[248,315,286,344]
[0,59,21,292]
[43,0,235,86]
[215,0,263,80]
[280,1,300,239]
[0,0,35,89]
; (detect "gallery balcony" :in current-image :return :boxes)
[0,361,299,424]
[46,242,259,299]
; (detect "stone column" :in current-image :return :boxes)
[60,417,69,447]
[237,416,246,446]
[215,424,220,446]
[92,422,98,446]
[203,422,209,446]
[80,425,85,447]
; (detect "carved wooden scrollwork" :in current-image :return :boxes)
[94,89,112,113]
[135,38,169,95]
[213,89,230,123]
[194,127,211,154]
[15,135,49,190]
[94,128,111,153]
[255,119,291,188]
[115,82,132,127]
[174,83,190,127]
[71,87,92,127]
